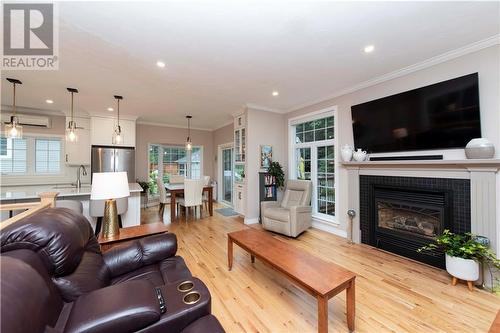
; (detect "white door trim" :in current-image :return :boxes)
[218,142,234,206]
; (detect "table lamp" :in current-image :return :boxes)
[91,172,130,238]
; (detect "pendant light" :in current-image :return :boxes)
[5,78,23,139]
[65,87,79,143]
[112,95,123,144]
[185,115,192,151]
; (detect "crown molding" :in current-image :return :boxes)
[90,113,139,121]
[245,103,285,114]
[136,120,212,131]
[1,105,66,117]
[287,34,500,113]
[212,120,234,131]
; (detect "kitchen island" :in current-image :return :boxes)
[0,183,143,230]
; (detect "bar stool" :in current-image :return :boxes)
[55,200,83,214]
[90,197,128,236]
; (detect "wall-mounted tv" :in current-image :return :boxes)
[351,73,481,154]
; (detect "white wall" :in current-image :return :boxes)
[286,45,500,235]
[0,113,91,186]
[245,107,286,223]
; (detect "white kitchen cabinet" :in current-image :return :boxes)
[90,117,136,147]
[65,117,91,166]
[234,113,246,129]
[234,183,246,215]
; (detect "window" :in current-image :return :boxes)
[0,136,62,176]
[291,111,336,221]
[0,137,27,174]
[148,144,203,195]
[35,139,61,173]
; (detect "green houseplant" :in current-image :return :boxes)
[418,230,500,287]
[267,161,285,189]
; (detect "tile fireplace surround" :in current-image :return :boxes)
[343,159,500,255]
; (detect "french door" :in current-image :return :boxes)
[221,147,233,205]
[291,112,336,222]
[295,145,335,219]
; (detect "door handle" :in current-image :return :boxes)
[65,154,68,162]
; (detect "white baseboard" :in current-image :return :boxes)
[312,219,347,238]
[244,217,260,225]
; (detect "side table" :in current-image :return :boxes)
[98,222,168,252]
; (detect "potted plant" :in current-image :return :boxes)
[137,179,152,207]
[418,230,500,288]
[267,161,285,189]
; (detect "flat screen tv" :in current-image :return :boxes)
[351,73,481,154]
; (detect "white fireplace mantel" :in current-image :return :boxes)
[342,159,500,256]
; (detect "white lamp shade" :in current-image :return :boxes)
[91,172,130,200]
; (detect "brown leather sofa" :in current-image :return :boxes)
[0,208,225,333]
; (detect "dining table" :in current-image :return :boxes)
[165,183,213,222]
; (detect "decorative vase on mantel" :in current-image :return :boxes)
[341,145,354,162]
[465,138,495,159]
[353,149,367,162]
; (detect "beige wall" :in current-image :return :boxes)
[212,123,234,185]
[285,45,500,234]
[135,123,215,182]
[245,108,286,222]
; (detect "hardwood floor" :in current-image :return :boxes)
[142,205,500,333]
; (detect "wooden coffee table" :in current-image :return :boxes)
[98,222,168,252]
[227,228,356,333]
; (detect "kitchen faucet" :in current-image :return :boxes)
[76,165,87,189]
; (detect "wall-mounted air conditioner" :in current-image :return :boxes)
[1,114,51,128]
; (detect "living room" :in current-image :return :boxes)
[1,1,499,333]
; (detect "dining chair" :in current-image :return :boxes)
[177,179,204,220]
[156,176,169,218]
[169,174,185,184]
[202,175,211,211]
[90,197,128,236]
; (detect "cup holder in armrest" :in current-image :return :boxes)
[177,281,194,292]
[183,291,201,305]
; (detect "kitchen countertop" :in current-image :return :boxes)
[0,183,143,201]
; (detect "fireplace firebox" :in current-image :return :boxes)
[360,176,471,269]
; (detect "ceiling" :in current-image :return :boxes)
[1,1,499,130]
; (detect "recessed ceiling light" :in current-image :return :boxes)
[156,61,166,68]
[272,91,279,96]
[107,107,114,112]
[364,45,375,53]
[45,99,54,104]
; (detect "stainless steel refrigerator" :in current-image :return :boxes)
[91,146,135,181]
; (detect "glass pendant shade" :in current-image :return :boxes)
[185,115,192,151]
[112,95,124,144]
[5,116,23,139]
[5,78,23,139]
[185,138,192,151]
[112,125,123,144]
[66,87,79,143]
[66,120,78,143]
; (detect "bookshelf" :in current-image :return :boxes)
[259,172,277,222]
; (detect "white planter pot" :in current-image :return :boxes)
[445,254,479,281]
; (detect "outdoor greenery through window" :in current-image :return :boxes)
[292,113,336,219]
[148,144,202,195]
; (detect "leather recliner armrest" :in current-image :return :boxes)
[103,233,177,277]
[64,280,160,333]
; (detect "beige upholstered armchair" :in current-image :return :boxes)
[261,179,313,237]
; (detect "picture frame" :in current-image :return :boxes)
[259,145,272,169]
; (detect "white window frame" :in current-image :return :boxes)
[148,143,204,185]
[0,134,64,177]
[288,106,338,225]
